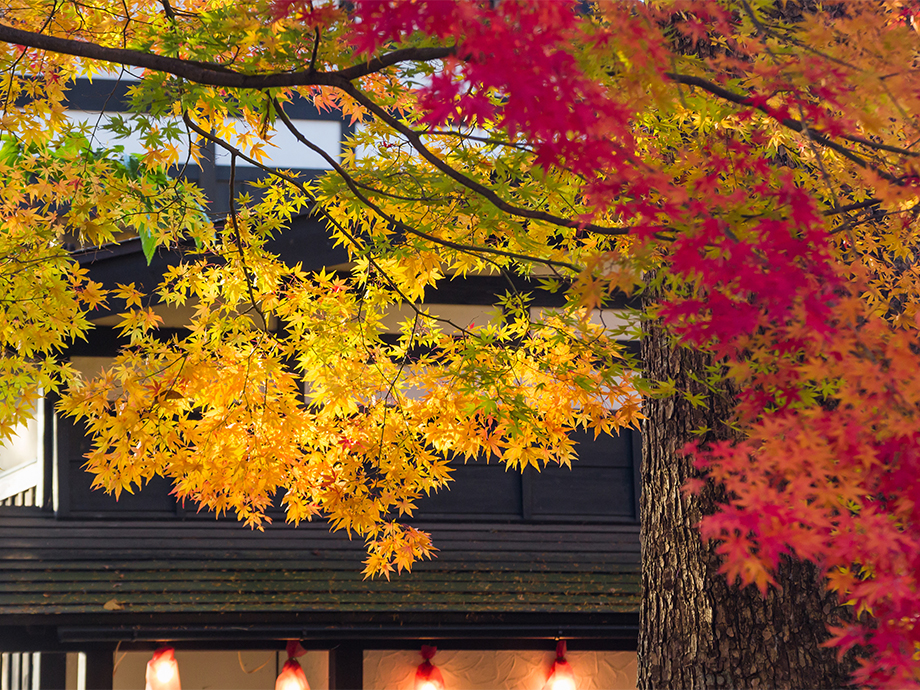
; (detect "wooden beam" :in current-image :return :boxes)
[84,648,114,690]
[329,643,363,690]
[39,652,67,690]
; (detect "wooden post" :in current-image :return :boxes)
[329,644,362,690]
[84,649,114,690]
[39,652,67,690]
[521,467,534,521]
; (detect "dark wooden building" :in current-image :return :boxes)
[0,77,641,690]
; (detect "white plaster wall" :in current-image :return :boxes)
[0,400,41,472]
[112,650,328,690]
[363,650,636,690]
[65,111,339,170]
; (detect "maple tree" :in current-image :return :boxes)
[1,0,920,686]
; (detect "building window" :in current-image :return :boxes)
[0,399,43,507]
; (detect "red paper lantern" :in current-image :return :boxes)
[275,640,310,690]
[145,647,181,690]
[275,659,310,690]
[414,645,445,690]
[544,641,576,690]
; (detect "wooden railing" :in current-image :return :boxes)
[0,462,39,507]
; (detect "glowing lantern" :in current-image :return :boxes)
[275,659,310,690]
[275,640,310,690]
[145,647,180,690]
[544,641,576,690]
[414,645,445,690]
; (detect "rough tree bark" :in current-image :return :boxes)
[637,314,855,689]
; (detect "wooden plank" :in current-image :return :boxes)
[0,535,640,554]
[2,565,643,583]
[0,552,637,569]
[16,519,641,534]
[0,601,642,616]
[0,599,641,615]
[0,516,641,535]
[0,533,365,546]
[5,585,642,603]
[1,569,640,585]
[0,568,641,585]
[0,567,641,584]
[0,526,640,545]
[0,523,367,537]
[0,558,640,576]
[0,549,364,561]
[0,576,642,595]
[0,529,640,551]
[0,559,363,571]
[0,586,641,605]
[0,541,639,558]
[3,542,638,557]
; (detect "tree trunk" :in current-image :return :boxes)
[637,316,854,689]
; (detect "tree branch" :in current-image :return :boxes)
[664,72,906,182]
[335,80,629,236]
[823,199,881,217]
[160,0,176,21]
[227,152,268,331]
[320,212,478,339]
[182,112,579,273]
[427,129,535,152]
[0,22,454,87]
[269,101,580,273]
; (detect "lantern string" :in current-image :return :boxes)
[112,640,129,677]
[237,651,273,674]
[286,641,308,659]
[556,640,567,661]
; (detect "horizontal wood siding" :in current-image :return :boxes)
[60,426,641,521]
[0,515,640,618]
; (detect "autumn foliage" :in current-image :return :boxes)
[1,0,920,685]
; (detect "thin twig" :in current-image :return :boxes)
[227,152,269,331]
[308,28,321,74]
[664,72,903,182]
[183,112,575,272]
[823,199,881,217]
[336,80,629,236]
[267,102,581,273]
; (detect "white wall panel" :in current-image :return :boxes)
[112,650,328,690]
[363,649,637,690]
[212,119,340,170]
[64,112,338,171]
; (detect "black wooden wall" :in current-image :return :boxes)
[56,415,641,523]
[51,77,643,526]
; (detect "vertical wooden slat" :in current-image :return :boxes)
[329,644,362,690]
[10,653,20,690]
[39,653,66,690]
[30,654,39,690]
[41,394,57,512]
[521,468,534,521]
[20,653,30,690]
[54,416,71,517]
[83,650,112,690]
